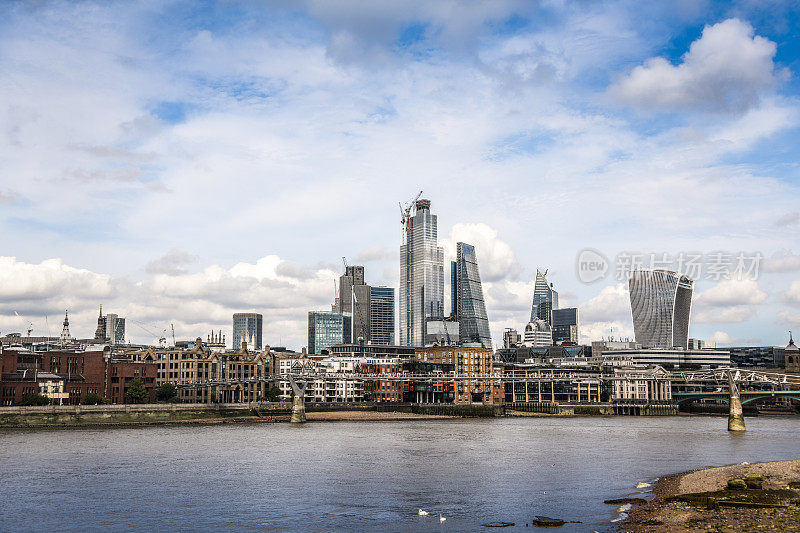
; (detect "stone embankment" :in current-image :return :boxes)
[0,402,503,428]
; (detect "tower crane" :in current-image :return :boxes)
[399,190,423,234]
[13,311,34,336]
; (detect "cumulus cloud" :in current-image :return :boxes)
[774,212,799,227]
[762,250,800,273]
[609,18,781,113]
[707,331,731,345]
[355,246,395,263]
[694,305,755,323]
[784,281,800,305]
[441,223,521,282]
[145,249,199,276]
[578,283,631,323]
[694,278,767,307]
[0,256,114,302]
[777,310,800,327]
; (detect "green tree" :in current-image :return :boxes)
[20,393,50,406]
[82,392,110,405]
[267,386,282,402]
[156,383,177,402]
[125,378,149,404]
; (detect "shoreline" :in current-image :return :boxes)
[0,410,460,430]
[622,459,800,531]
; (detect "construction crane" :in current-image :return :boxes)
[129,319,167,347]
[399,190,423,236]
[13,311,34,336]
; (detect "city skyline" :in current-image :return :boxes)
[1,2,800,349]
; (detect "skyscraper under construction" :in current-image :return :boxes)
[399,198,444,346]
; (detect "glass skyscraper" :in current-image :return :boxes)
[531,269,558,324]
[399,199,444,346]
[452,242,492,349]
[232,312,263,350]
[308,311,351,354]
[369,286,395,345]
[628,270,693,349]
[552,307,579,344]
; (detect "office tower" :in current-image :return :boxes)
[628,270,693,349]
[232,312,263,350]
[523,319,553,347]
[399,199,445,346]
[337,265,371,343]
[308,311,351,354]
[531,269,558,324]
[552,308,579,344]
[105,313,126,345]
[453,242,492,349]
[370,286,395,345]
[503,328,522,348]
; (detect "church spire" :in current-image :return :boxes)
[94,304,106,341]
[60,310,71,344]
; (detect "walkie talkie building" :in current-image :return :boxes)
[628,270,693,349]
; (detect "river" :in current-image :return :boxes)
[1,416,798,532]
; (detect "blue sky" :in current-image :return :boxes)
[1,0,800,349]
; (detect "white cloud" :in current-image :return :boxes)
[694,305,755,323]
[441,223,521,282]
[784,281,800,305]
[145,249,199,276]
[578,283,631,323]
[777,310,800,327]
[0,256,113,302]
[763,250,800,273]
[609,18,781,113]
[694,278,767,307]
[707,331,731,345]
[774,212,799,227]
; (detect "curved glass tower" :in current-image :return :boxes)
[628,270,693,349]
[453,242,492,348]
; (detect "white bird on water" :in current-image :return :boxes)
[418,509,429,516]
[439,515,446,522]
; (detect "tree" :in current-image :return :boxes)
[267,386,282,402]
[156,383,177,402]
[82,392,110,405]
[125,378,149,404]
[20,393,50,406]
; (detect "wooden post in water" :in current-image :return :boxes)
[727,370,746,432]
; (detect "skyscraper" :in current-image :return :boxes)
[232,312,263,350]
[552,307,579,344]
[105,313,126,345]
[531,269,558,324]
[628,270,693,349]
[400,199,444,346]
[452,242,492,349]
[336,265,371,343]
[369,286,395,345]
[308,311,351,354]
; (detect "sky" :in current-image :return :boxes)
[1,0,800,350]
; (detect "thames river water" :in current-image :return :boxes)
[1,416,799,532]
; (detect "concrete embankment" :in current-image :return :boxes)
[0,402,503,428]
[506,402,679,416]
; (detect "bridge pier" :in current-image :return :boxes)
[727,371,745,432]
[288,375,307,424]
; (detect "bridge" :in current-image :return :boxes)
[173,367,800,431]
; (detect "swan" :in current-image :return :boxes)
[418,509,429,516]
[439,515,446,522]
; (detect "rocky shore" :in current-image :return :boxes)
[621,460,800,532]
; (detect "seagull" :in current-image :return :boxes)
[418,509,429,516]
[439,515,446,522]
